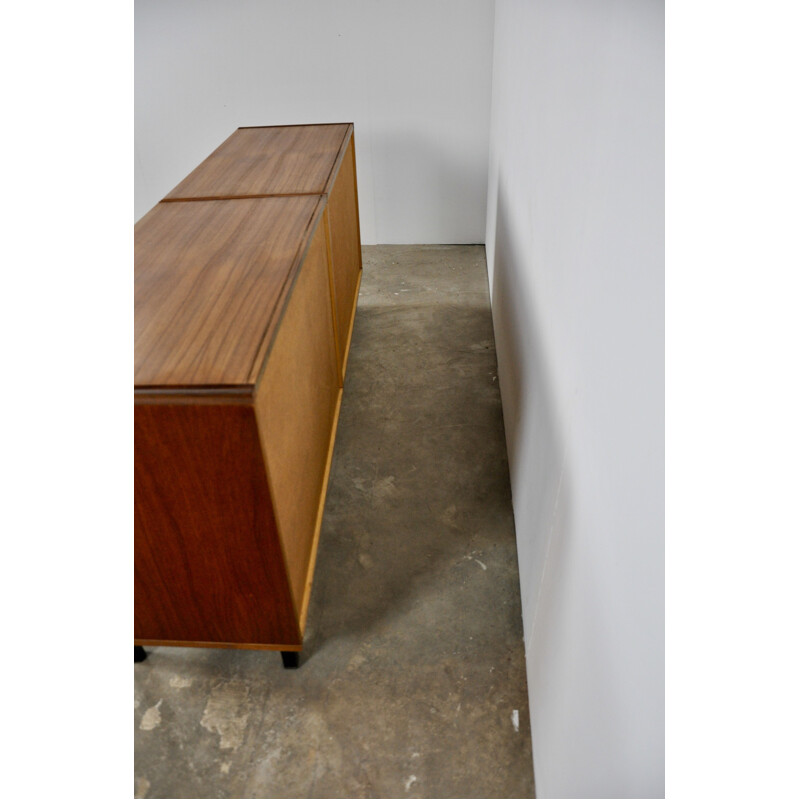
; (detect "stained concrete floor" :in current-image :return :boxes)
[134,245,534,799]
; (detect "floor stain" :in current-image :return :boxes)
[200,682,250,750]
[139,700,162,731]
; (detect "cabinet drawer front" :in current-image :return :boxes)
[255,220,340,617]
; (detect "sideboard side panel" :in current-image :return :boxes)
[134,403,301,646]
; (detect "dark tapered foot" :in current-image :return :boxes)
[134,646,147,663]
[280,650,300,669]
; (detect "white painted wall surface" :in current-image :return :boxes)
[486,1,664,797]
[135,0,495,244]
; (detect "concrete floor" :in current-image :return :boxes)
[134,245,534,799]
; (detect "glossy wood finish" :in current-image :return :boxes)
[164,124,350,200]
[135,196,322,389]
[135,123,362,653]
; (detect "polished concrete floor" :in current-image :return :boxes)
[134,245,534,799]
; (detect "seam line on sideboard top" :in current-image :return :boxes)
[160,192,330,203]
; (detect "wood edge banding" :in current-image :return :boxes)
[237,122,352,131]
[349,130,364,273]
[339,269,362,384]
[321,124,354,197]
[298,387,344,634]
[134,639,302,652]
[134,387,255,404]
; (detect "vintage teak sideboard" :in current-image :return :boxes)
[134,124,362,668]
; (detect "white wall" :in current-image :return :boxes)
[486,1,664,797]
[135,0,495,244]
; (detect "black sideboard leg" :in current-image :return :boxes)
[134,646,148,663]
[280,651,300,669]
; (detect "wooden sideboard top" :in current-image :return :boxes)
[135,195,324,394]
[163,123,352,201]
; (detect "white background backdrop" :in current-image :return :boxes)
[135,0,495,244]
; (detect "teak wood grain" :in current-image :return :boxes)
[134,402,301,646]
[135,123,362,654]
[134,195,322,389]
[164,124,351,200]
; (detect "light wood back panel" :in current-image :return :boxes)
[134,402,301,646]
[164,124,350,200]
[326,135,363,366]
[135,196,321,388]
[254,221,340,615]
